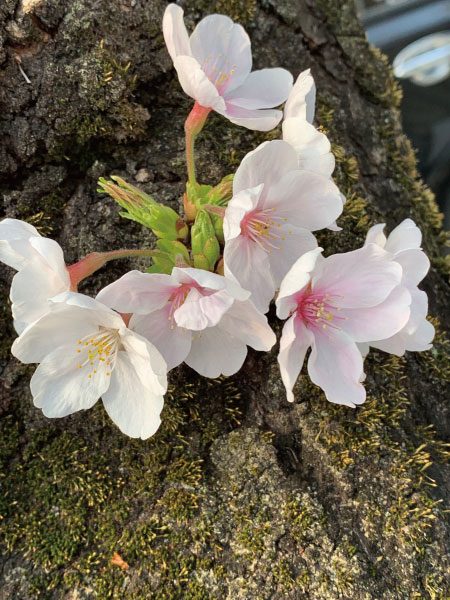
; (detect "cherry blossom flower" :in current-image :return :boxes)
[360,219,435,355]
[97,267,276,378]
[223,140,344,313]
[11,292,167,439]
[163,4,293,130]
[276,244,412,406]
[0,218,70,333]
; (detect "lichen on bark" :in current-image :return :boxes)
[0,1,449,599]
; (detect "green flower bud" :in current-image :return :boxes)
[191,210,220,271]
[146,239,191,275]
[98,176,188,241]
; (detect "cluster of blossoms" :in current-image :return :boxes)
[0,5,434,438]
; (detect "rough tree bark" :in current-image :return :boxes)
[0,1,449,598]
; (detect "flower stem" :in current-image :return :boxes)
[184,101,211,185]
[67,249,155,290]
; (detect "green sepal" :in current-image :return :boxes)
[99,176,188,241]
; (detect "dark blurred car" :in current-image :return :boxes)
[357,0,450,227]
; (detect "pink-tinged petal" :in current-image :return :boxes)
[221,104,284,131]
[233,140,298,195]
[364,223,386,248]
[162,3,191,61]
[189,15,252,93]
[219,299,276,351]
[384,218,422,253]
[0,218,41,270]
[131,306,192,371]
[97,270,174,315]
[284,69,316,123]
[171,267,250,301]
[223,235,274,314]
[185,325,248,377]
[338,285,411,342]
[312,244,402,308]
[120,329,167,396]
[282,118,335,177]
[29,237,69,284]
[308,328,366,407]
[225,68,293,108]
[276,248,323,319]
[102,352,164,439]
[395,248,430,287]
[12,302,97,364]
[174,288,235,330]
[278,315,314,402]
[29,344,110,417]
[371,289,434,354]
[267,225,318,287]
[224,185,264,241]
[264,169,343,231]
[173,55,226,110]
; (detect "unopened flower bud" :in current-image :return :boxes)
[191,210,220,271]
[147,239,191,274]
[98,176,188,241]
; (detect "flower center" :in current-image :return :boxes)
[76,327,120,378]
[241,207,291,254]
[297,291,346,331]
[202,54,236,94]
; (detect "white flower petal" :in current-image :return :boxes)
[97,270,174,315]
[371,289,434,354]
[102,352,164,439]
[120,329,167,396]
[162,3,191,61]
[395,248,430,287]
[278,315,314,402]
[384,218,422,254]
[225,68,293,109]
[224,235,275,314]
[267,225,318,287]
[219,299,276,351]
[12,303,95,364]
[10,254,70,333]
[339,285,411,343]
[308,328,366,407]
[30,343,110,417]
[312,244,402,308]
[174,287,232,330]
[264,169,343,231]
[233,140,298,195]
[282,118,335,177]
[173,55,226,110]
[364,223,386,248]
[221,104,283,131]
[131,306,192,371]
[0,218,41,270]
[28,237,69,284]
[189,15,252,93]
[185,325,248,377]
[223,185,264,241]
[284,69,316,122]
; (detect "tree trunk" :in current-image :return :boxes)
[1,1,449,598]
